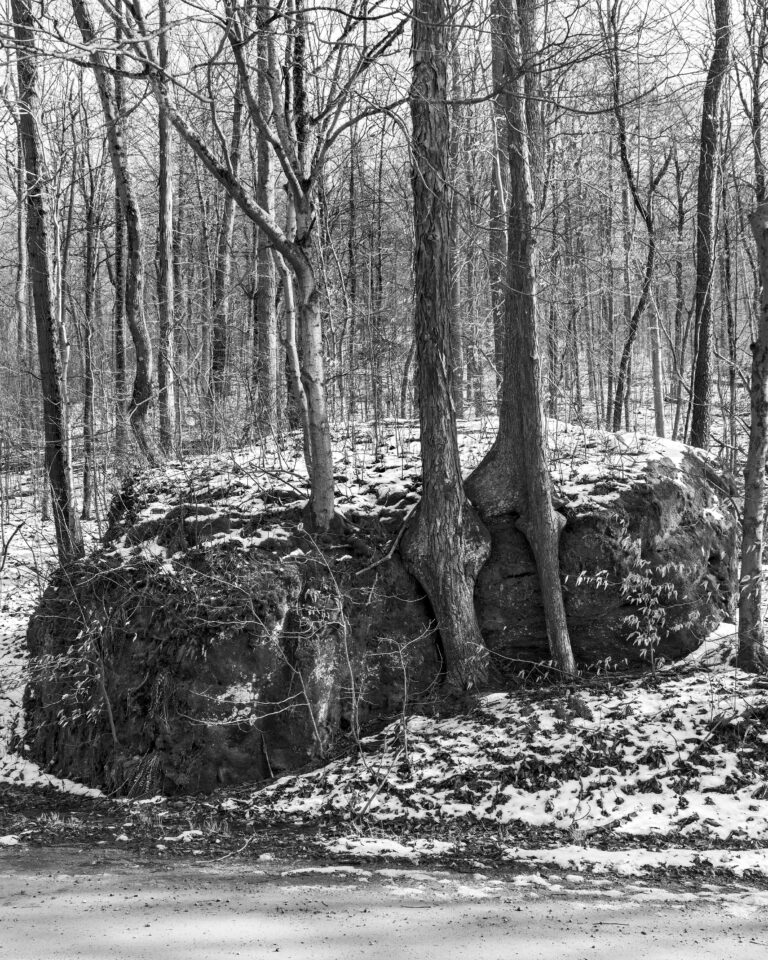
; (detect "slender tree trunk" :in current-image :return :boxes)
[72,0,157,463]
[81,176,99,521]
[275,249,311,470]
[157,0,175,456]
[489,29,508,401]
[401,0,491,693]
[739,203,768,672]
[172,150,187,447]
[547,173,560,417]
[604,7,670,432]
[13,0,83,563]
[346,135,358,423]
[113,10,128,463]
[649,304,666,437]
[13,127,31,436]
[722,191,738,471]
[690,0,731,448]
[672,151,687,440]
[294,240,336,530]
[400,340,415,419]
[603,139,616,424]
[132,0,336,529]
[209,82,244,426]
[254,11,277,432]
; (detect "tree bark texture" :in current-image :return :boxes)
[157,0,176,456]
[738,207,768,671]
[129,0,336,529]
[13,0,84,564]
[690,0,731,449]
[209,82,244,416]
[72,0,158,463]
[466,0,576,677]
[401,0,491,693]
[254,9,278,431]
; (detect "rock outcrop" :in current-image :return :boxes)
[23,426,738,794]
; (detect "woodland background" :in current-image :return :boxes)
[1,0,767,682]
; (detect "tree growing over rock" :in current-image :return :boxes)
[401,0,491,692]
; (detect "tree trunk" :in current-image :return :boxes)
[253,11,278,432]
[721,187,738,471]
[649,305,666,438]
[209,82,244,426]
[672,151,687,441]
[13,0,83,564]
[113,10,128,464]
[604,4,670,433]
[489,29,508,402]
[401,0,491,693]
[467,0,576,677]
[157,0,175,456]
[690,0,731,449]
[81,169,100,522]
[130,0,337,529]
[13,127,31,435]
[172,150,187,447]
[72,0,157,463]
[346,135,358,422]
[738,203,768,672]
[448,36,465,418]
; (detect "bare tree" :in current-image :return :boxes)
[72,0,158,463]
[690,0,731,449]
[739,203,768,671]
[156,0,176,456]
[12,0,83,563]
[110,0,404,530]
[401,0,491,692]
[599,0,671,433]
[467,0,576,677]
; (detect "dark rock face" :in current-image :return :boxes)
[23,436,738,795]
[24,533,437,796]
[477,444,738,678]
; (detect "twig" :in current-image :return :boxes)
[0,521,25,574]
[356,745,403,818]
[206,835,256,862]
[356,502,418,576]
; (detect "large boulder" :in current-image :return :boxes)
[477,431,738,678]
[22,427,738,795]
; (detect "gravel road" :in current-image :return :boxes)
[1,847,765,959]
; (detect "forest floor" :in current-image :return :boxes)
[2,423,768,955]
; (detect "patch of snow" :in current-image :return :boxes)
[282,866,372,877]
[322,837,455,860]
[507,846,768,879]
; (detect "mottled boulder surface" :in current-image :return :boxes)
[24,425,738,794]
[477,433,737,679]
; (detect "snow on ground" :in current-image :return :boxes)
[322,835,768,880]
[0,508,63,755]
[102,418,708,565]
[0,487,101,796]
[0,421,762,876]
[235,636,768,870]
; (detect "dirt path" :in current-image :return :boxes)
[1,847,765,959]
